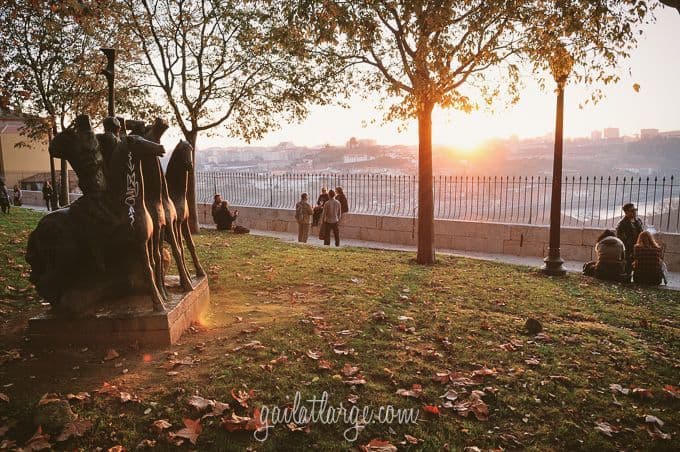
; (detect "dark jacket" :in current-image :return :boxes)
[42,184,53,200]
[317,193,329,206]
[632,245,662,285]
[336,193,349,214]
[214,204,238,230]
[616,217,643,255]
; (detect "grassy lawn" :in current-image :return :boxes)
[0,208,679,451]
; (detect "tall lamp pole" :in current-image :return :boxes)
[542,45,573,276]
[100,48,116,117]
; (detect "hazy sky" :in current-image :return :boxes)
[192,6,680,151]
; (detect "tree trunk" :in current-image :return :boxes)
[59,158,68,206]
[416,102,435,264]
[47,128,58,210]
[186,131,200,234]
[48,121,59,209]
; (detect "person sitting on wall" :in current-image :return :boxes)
[616,203,643,275]
[214,200,239,231]
[632,231,665,285]
[588,229,628,282]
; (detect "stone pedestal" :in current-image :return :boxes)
[27,276,209,347]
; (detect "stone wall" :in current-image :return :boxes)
[197,203,680,271]
[19,192,680,271]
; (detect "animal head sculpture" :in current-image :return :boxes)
[49,115,98,161]
[169,140,194,172]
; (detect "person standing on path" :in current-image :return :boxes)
[295,192,314,243]
[12,185,22,206]
[315,186,330,239]
[335,186,349,217]
[616,203,643,275]
[322,189,341,247]
[0,179,10,214]
[42,181,53,211]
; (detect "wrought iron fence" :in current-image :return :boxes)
[196,172,680,233]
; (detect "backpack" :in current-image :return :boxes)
[295,203,303,222]
[233,225,250,234]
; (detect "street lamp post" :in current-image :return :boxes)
[542,45,573,276]
[100,48,116,117]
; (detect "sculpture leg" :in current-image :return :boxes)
[166,220,193,291]
[181,220,206,277]
[141,240,166,312]
[152,226,168,300]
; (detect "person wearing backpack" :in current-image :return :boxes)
[295,192,314,243]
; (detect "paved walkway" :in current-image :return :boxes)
[238,226,680,291]
[19,205,680,291]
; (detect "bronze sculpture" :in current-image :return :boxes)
[166,140,206,279]
[26,114,204,315]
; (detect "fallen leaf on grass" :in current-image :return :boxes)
[594,420,619,437]
[174,418,201,445]
[104,349,120,361]
[534,332,552,342]
[306,350,322,360]
[423,405,440,416]
[500,339,523,352]
[38,393,61,405]
[646,424,671,440]
[549,375,572,385]
[318,360,333,370]
[396,384,423,399]
[371,311,387,321]
[647,424,671,440]
[471,366,497,379]
[452,390,489,421]
[188,395,213,411]
[95,382,120,397]
[222,409,266,433]
[609,384,630,395]
[150,419,172,435]
[343,375,367,385]
[402,434,422,445]
[359,439,398,451]
[107,446,126,452]
[222,413,253,432]
[22,427,51,451]
[286,422,311,433]
[433,371,475,386]
[65,392,91,403]
[56,419,92,442]
[136,439,156,449]
[119,392,134,403]
[631,387,653,399]
[231,388,254,409]
[439,389,459,401]
[662,385,679,399]
[0,393,8,403]
[525,358,541,366]
[232,341,265,352]
[341,363,359,377]
[270,356,288,365]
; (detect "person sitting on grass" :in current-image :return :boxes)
[214,200,239,231]
[592,229,628,282]
[632,231,665,285]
